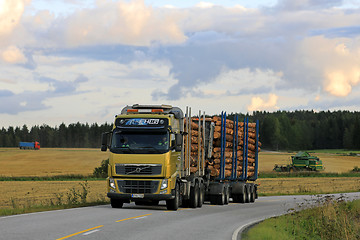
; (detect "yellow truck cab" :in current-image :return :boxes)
[101,104,184,209]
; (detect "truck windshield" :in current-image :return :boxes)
[110,130,170,154]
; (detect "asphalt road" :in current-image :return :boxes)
[1,192,359,240]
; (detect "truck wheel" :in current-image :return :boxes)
[224,186,230,205]
[250,185,255,203]
[166,183,180,211]
[198,182,204,208]
[245,186,251,203]
[233,191,246,203]
[189,181,199,208]
[110,199,123,208]
[214,187,225,205]
[217,192,225,205]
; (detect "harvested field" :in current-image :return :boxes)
[1,148,358,177]
[259,151,360,173]
[257,177,360,195]
[0,148,108,177]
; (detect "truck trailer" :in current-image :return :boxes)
[101,104,259,210]
[19,141,40,150]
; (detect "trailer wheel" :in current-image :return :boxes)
[110,199,123,208]
[249,185,255,203]
[166,183,180,211]
[198,182,204,208]
[245,186,251,203]
[217,190,225,205]
[224,186,230,205]
[213,186,225,205]
[189,181,199,208]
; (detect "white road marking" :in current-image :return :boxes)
[82,229,100,236]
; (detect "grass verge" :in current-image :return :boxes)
[243,197,360,240]
[0,201,109,217]
[0,180,109,216]
[0,175,105,181]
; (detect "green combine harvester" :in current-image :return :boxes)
[273,151,324,172]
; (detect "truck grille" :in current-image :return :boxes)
[115,164,162,175]
[117,180,159,194]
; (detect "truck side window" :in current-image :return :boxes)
[170,133,176,149]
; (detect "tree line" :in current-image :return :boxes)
[0,110,360,150]
[0,122,112,148]
[249,110,360,150]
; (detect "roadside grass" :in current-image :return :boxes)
[0,180,109,217]
[242,197,360,240]
[0,174,105,181]
[0,200,109,217]
[0,180,109,214]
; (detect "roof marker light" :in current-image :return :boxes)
[151,109,164,113]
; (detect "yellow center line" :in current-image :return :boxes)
[116,213,152,222]
[56,225,104,240]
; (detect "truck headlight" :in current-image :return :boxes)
[160,179,168,190]
[109,178,116,189]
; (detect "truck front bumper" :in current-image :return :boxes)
[107,192,174,201]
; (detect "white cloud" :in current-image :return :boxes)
[60,0,187,47]
[299,36,360,97]
[325,69,360,97]
[195,2,215,8]
[0,0,29,36]
[247,94,279,112]
[1,45,27,63]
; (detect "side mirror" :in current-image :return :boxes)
[175,134,182,152]
[101,132,110,151]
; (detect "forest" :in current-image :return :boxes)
[1,110,360,150]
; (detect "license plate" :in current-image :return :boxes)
[132,194,144,198]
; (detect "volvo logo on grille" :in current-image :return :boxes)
[126,165,151,175]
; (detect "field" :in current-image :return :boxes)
[0,148,108,177]
[259,151,360,173]
[1,148,359,177]
[0,148,359,210]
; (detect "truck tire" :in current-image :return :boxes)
[224,186,230,205]
[217,191,225,205]
[110,199,123,208]
[245,186,251,203]
[213,186,225,205]
[198,182,204,208]
[166,183,180,211]
[249,184,255,203]
[189,181,199,208]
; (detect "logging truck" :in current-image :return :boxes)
[101,104,260,210]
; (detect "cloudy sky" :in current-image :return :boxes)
[1,0,360,128]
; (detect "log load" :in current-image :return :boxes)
[207,116,261,178]
[185,116,261,177]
